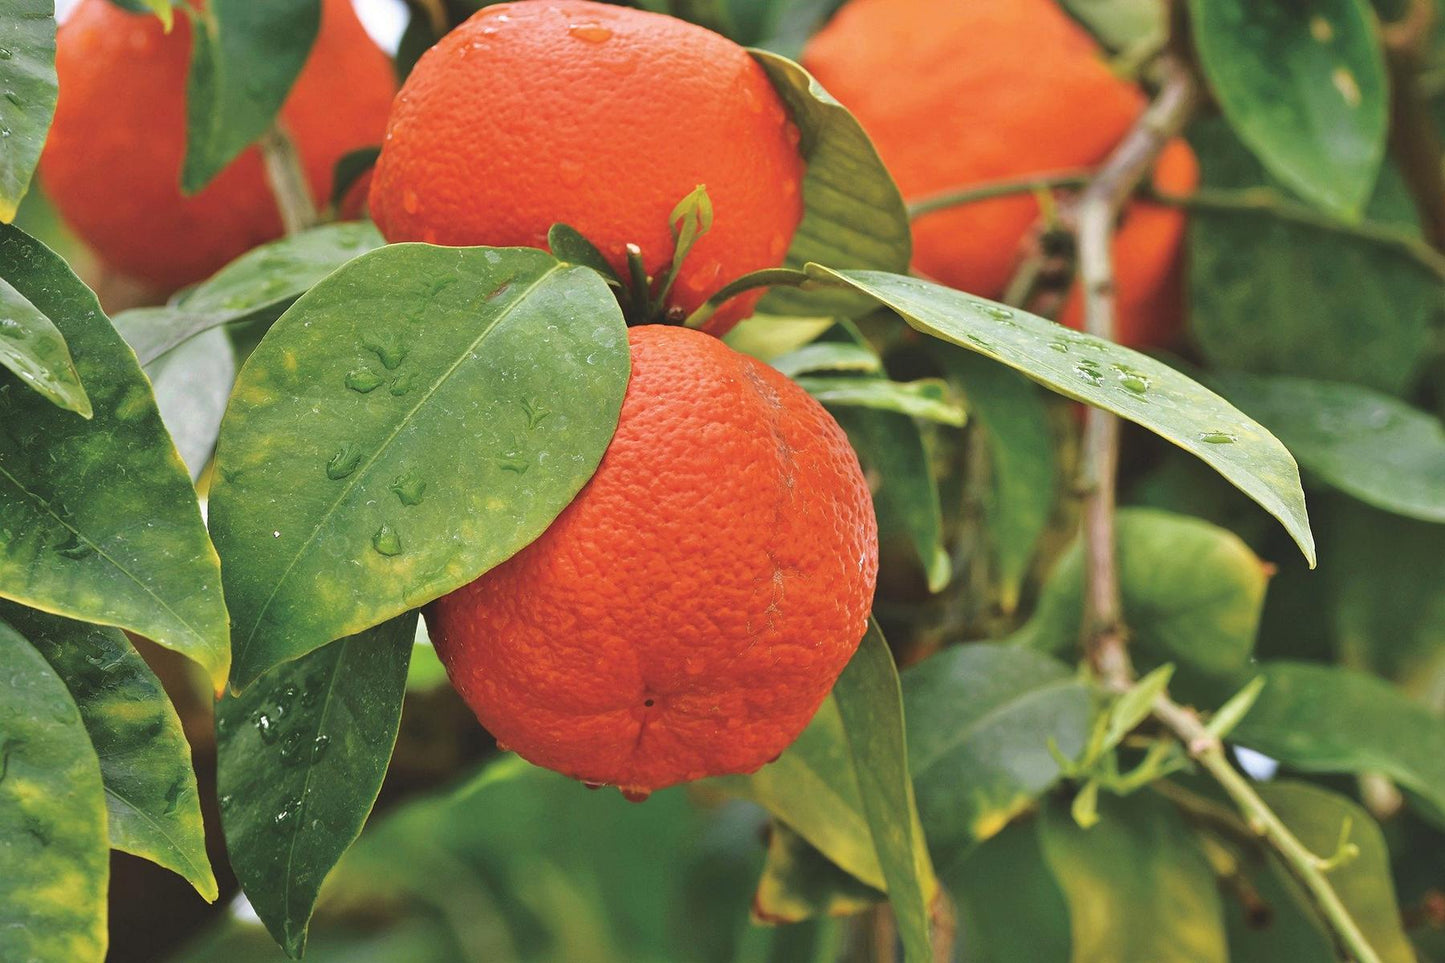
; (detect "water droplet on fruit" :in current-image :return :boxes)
[402,188,419,214]
[784,122,801,148]
[559,160,584,187]
[372,524,402,556]
[621,788,650,803]
[345,368,384,393]
[1199,430,1237,445]
[326,444,363,480]
[568,21,612,43]
[583,780,604,791]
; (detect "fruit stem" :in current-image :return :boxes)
[1071,55,1198,687]
[259,124,319,236]
[906,170,1092,220]
[1148,692,1385,963]
[681,267,811,329]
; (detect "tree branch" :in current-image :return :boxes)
[259,124,319,236]
[1151,695,1384,963]
[1071,56,1199,684]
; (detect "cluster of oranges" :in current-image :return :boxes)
[41,0,1192,793]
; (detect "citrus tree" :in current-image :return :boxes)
[0,0,1442,960]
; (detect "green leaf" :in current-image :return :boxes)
[903,644,1091,858]
[0,273,90,416]
[797,375,966,426]
[812,268,1316,565]
[147,327,235,480]
[1038,792,1228,963]
[725,314,834,361]
[751,51,911,319]
[218,612,415,957]
[211,244,630,687]
[832,621,936,963]
[752,822,883,924]
[182,0,322,193]
[939,347,1057,611]
[0,600,215,901]
[0,618,109,963]
[769,341,881,378]
[112,221,384,366]
[0,224,229,687]
[0,1,58,222]
[1059,0,1164,52]
[832,407,949,593]
[661,184,715,306]
[1233,662,1445,829]
[106,0,174,25]
[1188,0,1386,218]
[1103,664,1174,754]
[1019,508,1269,687]
[1214,373,1445,524]
[709,696,884,890]
[547,222,623,288]
[944,819,1073,963]
[1228,781,1415,963]
[1187,119,1437,396]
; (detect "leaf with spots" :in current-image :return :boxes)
[210,244,630,688]
[0,0,58,222]
[0,272,90,416]
[0,618,109,963]
[751,50,911,319]
[0,224,229,688]
[1188,0,1387,218]
[217,612,415,957]
[0,600,215,900]
[809,267,1315,566]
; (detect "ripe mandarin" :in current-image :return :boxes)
[369,1,807,335]
[41,0,396,291]
[803,0,1199,347]
[428,325,878,794]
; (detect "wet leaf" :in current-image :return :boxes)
[218,612,415,957]
[0,273,89,415]
[210,244,629,687]
[146,327,235,481]
[0,0,58,222]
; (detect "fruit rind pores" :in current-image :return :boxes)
[369,0,807,335]
[428,325,878,793]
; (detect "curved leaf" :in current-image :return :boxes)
[0,618,109,963]
[218,612,414,957]
[183,0,322,193]
[0,224,229,687]
[832,621,936,963]
[0,1,58,222]
[211,244,630,687]
[1039,792,1228,963]
[1214,373,1445,524]
[1188,0,1386,218]
[113,221,384,366]
[1234,662,1445,829]
[753,823,882,924]
[903,645,1090,858]
[0,600,215,901]
[147,327,235,480]
[751,51,911,319]
[0,273,90,416]
[812,268,1316,565]
[798,375,966,426]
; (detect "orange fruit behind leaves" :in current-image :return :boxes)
[803,0,1199,348]
[369,0,807,335]
[428,325,878,794]
[40,0,396,292]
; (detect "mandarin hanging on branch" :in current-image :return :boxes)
[427,325,879,798]
[803,0,1199,347]
[40,0,396,292]
[368,0,808,334]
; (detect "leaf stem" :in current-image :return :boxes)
[1150,694,1384,963]
[259,124,319,236]
[907,171,1093,220]
[1073,56,1199,683]
[682,267,811,329]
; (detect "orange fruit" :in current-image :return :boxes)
[802,0,1200,348]
[40,0,396,292]
[427,325,878,795]
[368,1,806,335]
